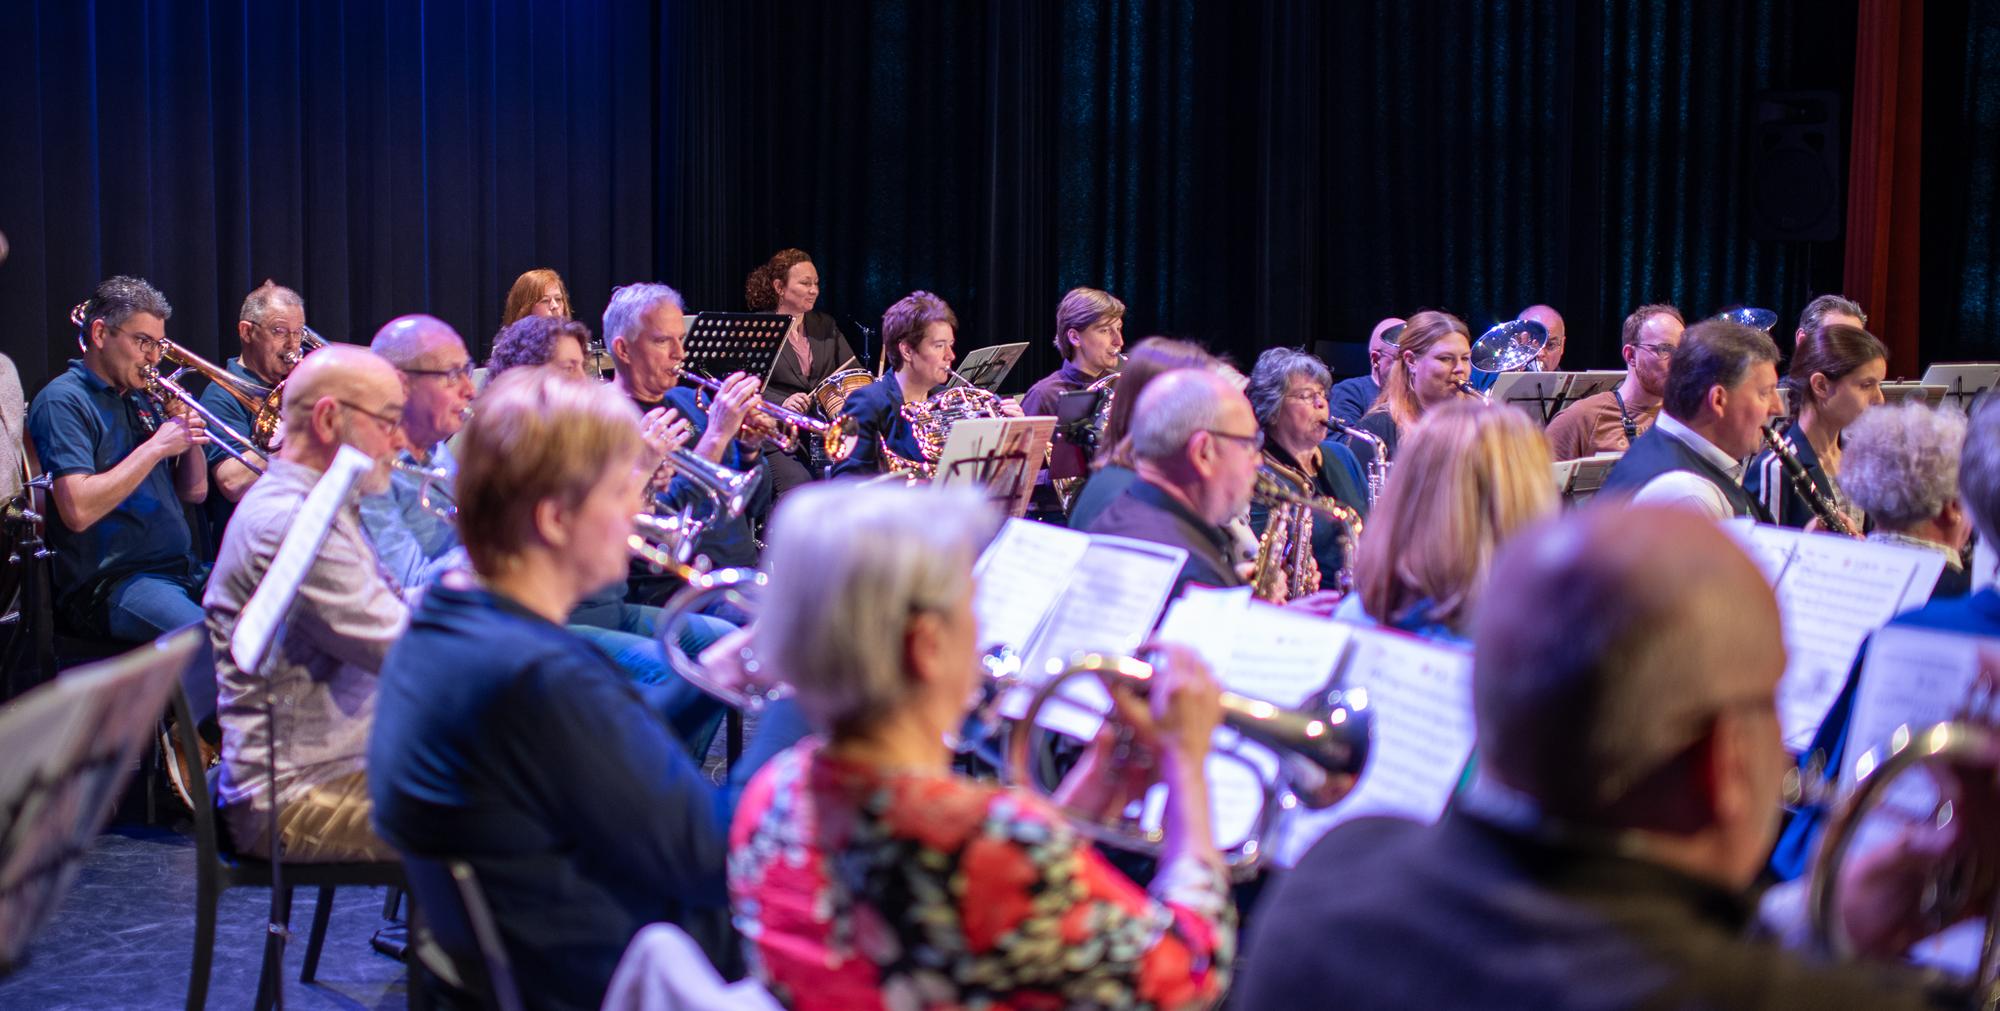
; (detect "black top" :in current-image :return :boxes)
[762,310,859,404]
[1327,373,1382,428]
[1600,419,1771,521]
[1745,421,1842,531]
[828,373,926,478]
[1020,360,1099,418]
[1240,808,1954,1011]
[626,387,772,599]
[1083,477,1242,597]
[1342,409,1400,472]
[369,580,809,1010]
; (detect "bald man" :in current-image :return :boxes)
[204,345,409,860]
[1084,368,1263,595]
[1241,507,1974,1010]
[1328,317,1405,428]
[362,314,476,590]
[1520,303,1567,372]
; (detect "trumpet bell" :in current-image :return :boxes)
[1470,319,1549,374]
[652,566,783,710]
[1003,651,1371,875]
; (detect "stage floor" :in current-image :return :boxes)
[0,824,407,1009]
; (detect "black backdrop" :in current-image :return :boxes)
[6,0,1986,401]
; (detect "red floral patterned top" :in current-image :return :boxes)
[729,740,1235,1010]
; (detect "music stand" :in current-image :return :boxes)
[682,313,791,380]
[935,416,1056,517]
[1554,452,1622,505]
[946,342,1030,392]
[1879,382,1946,408]
[1485,372,1567,423]
[1919,364,2000,411]
[1049,387,1108,481]
[0,628,198,976]
[1552,371,1624,414]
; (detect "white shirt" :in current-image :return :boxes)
[1630,413,1744,521]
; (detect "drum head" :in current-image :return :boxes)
[811,368,874,418]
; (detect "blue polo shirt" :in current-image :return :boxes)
[25,358,198,611]
[199,355,271,547]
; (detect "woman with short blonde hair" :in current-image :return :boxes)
[1347,401,1557,640]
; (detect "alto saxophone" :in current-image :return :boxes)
[1251,466,1364,601]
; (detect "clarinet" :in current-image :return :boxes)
[1760,424,1858,537]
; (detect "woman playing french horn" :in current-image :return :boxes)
[829,290,1021,480]
[727,480,1236,1009]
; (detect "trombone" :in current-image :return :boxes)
[678,370,860,462]
[137,365,267,477]
[280,325,329,367]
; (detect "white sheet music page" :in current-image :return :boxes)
[230,445,373,673]
[1841,626,2000,789]
[1152,586,1354,850]
[1723,519,1798,585]
[1273,626,1475,866]
[1771,533,1944,748]
[972,518,1091,650]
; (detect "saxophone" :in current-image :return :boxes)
[1251,466,1364,601]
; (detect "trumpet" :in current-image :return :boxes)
[1005,652,1372,874]
[137,365,267,476]
[679,370,860,462]
[391,460,456,522]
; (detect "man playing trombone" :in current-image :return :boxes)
[26,275,211,643]
[197,280,307,543]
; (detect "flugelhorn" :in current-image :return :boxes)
[1004,651,1372,874]
[680,370,860,461]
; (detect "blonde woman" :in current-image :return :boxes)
[1343,309,1476,472]
[1338,401,1558,643]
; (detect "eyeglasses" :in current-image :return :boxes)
[402,362,475,383]
[254,322,308,342]
[1284,390,1330,408]
[336,399,406,432]
[1204,428,1265,452]
[108,326,165,354]
[1636,342,1679,359]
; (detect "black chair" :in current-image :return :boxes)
[402,854,525,1011]
[172,687,406,1010]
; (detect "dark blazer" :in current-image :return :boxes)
[1745,421,1836,531]
[762,311,860,405]
[828,373,925,478]
[369,581,810,1011]
[1083,478,1243,598]
[1241,809,1946,1011]
[1600,420,1770,521]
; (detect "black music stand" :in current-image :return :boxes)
[683,313,790,380]
[947,342,1030,392]
[0,628,198,977]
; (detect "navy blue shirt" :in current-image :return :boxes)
[26,359,198,614]
[1327,374,1381,428]
[828,373,926,478]
[369,580,807,1010]
[198,356,270,548]
[636,387,772,579]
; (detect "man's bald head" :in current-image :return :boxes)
[1472,506,1784,826]
[1368,317,1407,383]
[281,345,401,437]
[1519,305,1567,370]
[371,314,465,368]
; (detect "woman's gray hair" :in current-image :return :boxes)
[1842,402,1966,530]
[761,481,1000,737]
[601,282,685,347]
[1246,347,1331,429]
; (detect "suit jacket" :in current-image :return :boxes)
[1600,419,1770,521]
[762,311,859,404]
[1240,809,1949,1011]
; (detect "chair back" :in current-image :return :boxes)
[402,853,525,1011]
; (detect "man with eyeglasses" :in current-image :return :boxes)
[362,313,478,590]
[1084,367,1264,596]
[1545,304,1686,462]
[26,275,211,648]
[204,344,409,861]
[198,280,308,546]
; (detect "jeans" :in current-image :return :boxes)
[568,600,734,757]
[106,571,214,727]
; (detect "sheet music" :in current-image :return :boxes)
[231,446,373,673]
[1841,626,2000,789]
[972,518,1091,649]
[1723,519,1799,585]
[938,416,1057,518]
[1274,627,1476,866]
[1771,533,1943,747]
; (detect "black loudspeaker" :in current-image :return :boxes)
[1749,90,1843,242]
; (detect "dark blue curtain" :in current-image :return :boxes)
[1922,0,2000,360]
[0,0,1903,400]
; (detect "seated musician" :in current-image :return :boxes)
[747,249,858,496]
[1746,324,1887,529]
[1245,348,1368,580]
[488,313,591,381]
[1544,303,1683,461]
[1793,292,1867,349]
[1768,399,1999,881]
[1843,402,1973,598]
[26,275,210,643]
[369,368,810,1011]
[1063,336,1217,531]
[606,282,773,593]
[204,345,407,860]
[198,281,306,543]
[828,290,955,478]
[361,314,477,589]
[730,481,1234,1009]
[1327,316,1404,428]
[1242,506,1982,1010]
[1084,367,1262,595]
[496,267,572,355]
[1466,304,1568,393]
[1599,319,1786,520]
[1335,402,1556,644]
[1021,286,1126,416]
[1342,309,1475,471]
